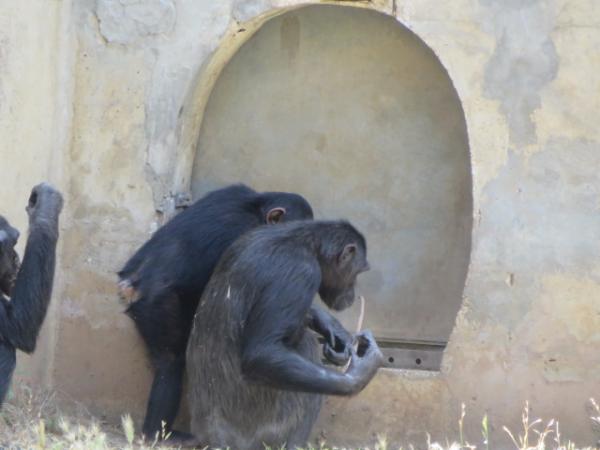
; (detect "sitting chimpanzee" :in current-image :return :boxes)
[118,184,353,445]
[186,220,384,450]
[0,183,63,406]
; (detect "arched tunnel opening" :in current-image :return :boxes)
[191,5,472,371]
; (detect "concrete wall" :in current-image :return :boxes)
[0,0,599,447]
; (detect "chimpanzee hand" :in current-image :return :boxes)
[307,306,353,366]
[26,183,64,230]
[322,328,353,366]
[345,330,384,393]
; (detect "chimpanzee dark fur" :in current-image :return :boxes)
[118,184,352,445]
[0,184,63,406]
[187,220,384,450]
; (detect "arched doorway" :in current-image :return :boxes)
[191,5,472,370]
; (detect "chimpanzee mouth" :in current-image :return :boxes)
[331,293,356,312]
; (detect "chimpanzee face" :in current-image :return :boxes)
[0,216,20,297]
[318,241,370,311]
[261,192,314,225]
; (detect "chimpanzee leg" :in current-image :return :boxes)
[286,394,322,450]
[126,293,196,443]
[285,332,323,449]
[142,353,187,440]
[0,343,16,406]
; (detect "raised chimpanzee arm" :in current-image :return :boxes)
[241,273,382,396]
[0,184,62,353]
[306,305,353,366]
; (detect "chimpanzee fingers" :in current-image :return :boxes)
[355,329,382,358]
[37,184,64,213]
[358,330,384,365]
[26,183,63,218]
[338,330,354,350]
[323,343,351,366]
[327,331,335,349]
[26,188,40,216]
[328,319,353,344]
[357,330,378,347]
[356,329,375,341]
[29,183,54,205]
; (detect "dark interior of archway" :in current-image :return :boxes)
[191,5,472,370]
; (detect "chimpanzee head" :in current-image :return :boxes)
[259,191,314,225]
[0,216,21,297]
[318,222,370,311]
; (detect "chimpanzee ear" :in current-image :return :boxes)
[266,207,286,225]
[338,243,357,266]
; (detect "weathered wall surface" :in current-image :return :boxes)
[0,0,599,447]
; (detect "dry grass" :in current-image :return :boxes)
[0,385,176,450]
[0,385,598,450]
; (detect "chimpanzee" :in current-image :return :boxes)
[118,184,353,445]
[0,183,63,406]
[186,220,384,450]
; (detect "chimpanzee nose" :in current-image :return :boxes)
[11,228,19,242]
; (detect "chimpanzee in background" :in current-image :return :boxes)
[118,184,353,445]
[0,183,63,406]
[186,220,384,450]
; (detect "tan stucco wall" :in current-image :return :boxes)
[0,0,599,447]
